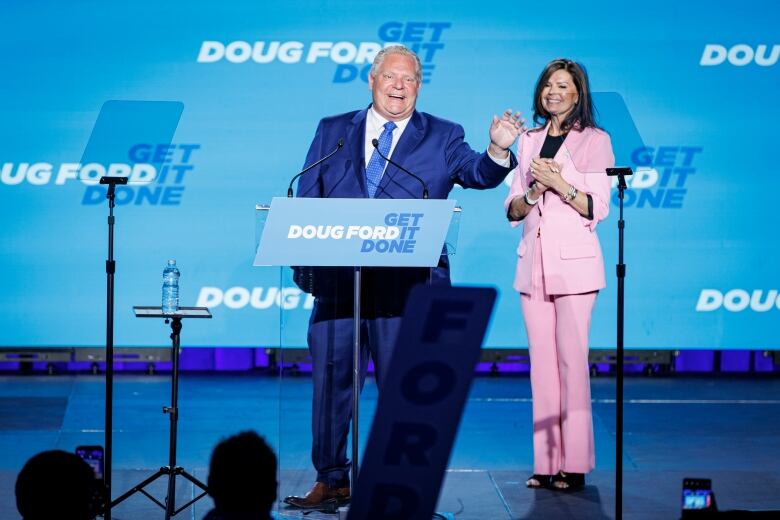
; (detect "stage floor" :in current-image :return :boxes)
[1,373,778,519]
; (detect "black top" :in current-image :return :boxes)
[540,132,566,159]
[508,131,593,221]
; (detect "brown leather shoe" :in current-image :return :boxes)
[283,481,350,510]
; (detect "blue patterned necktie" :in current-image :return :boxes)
[365,121,396,197]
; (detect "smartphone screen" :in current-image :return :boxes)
[76,445,104,480]
[682,478,713,510]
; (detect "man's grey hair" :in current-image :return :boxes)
[370,45,422,83]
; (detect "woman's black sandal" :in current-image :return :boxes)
[526,474,553,488]
[552,471,585,491]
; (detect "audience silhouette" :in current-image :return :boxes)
[204,430,277,520]
[15,432,277,520]
[16,450,102,520]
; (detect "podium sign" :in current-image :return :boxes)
[253,197,456,267]
[347,286,497,520]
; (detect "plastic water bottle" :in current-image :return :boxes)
[161,260,180,314]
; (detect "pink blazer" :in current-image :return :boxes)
[504,125,614,295]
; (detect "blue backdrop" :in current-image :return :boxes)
[1,1,778,350]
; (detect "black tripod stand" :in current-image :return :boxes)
[607,167,632,520]
[112,306,212,519]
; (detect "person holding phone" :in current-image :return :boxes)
[16,450,102,520]
[505,58,614,490]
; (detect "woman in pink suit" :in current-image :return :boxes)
[505,59,614,491]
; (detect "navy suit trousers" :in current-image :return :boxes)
[307,300,402,487]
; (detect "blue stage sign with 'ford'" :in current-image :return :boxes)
[253,197,456,267]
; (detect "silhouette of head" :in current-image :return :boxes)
[16,450,100,520]
[207,431,277,517]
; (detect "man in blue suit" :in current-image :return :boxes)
[284,45,524,510]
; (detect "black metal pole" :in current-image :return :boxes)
[165,317,183,520]
[352,266,361,490]
[104,188,116,520]
[99,175,127,519]
[616,176,627,520]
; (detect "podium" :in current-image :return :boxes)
[254,197,460,502]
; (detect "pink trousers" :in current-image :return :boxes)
[521,235,597,475]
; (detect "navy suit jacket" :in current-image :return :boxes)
[295,107,517,317]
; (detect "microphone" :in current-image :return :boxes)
[371,139,429,199]
[287,138,344,197]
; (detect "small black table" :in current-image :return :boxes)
[111,306,212,519]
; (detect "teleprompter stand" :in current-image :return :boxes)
[80,100,184,520]
[111,306,212,519]
[100,175,127,520]
[607,167,632,520]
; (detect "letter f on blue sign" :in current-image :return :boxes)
[421,299,474,344]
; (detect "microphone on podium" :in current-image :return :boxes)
[371,139,429,199]
[287,138,345,197]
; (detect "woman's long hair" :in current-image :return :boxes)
[532,59,599,133]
